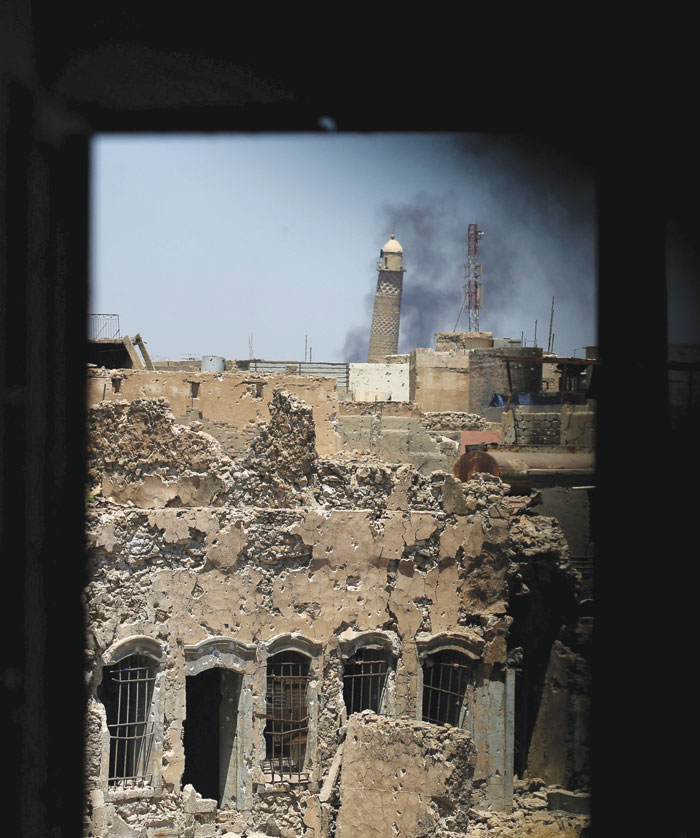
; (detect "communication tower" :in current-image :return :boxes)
[454,224,485,332]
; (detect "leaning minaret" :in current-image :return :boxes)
[367,234,406,362]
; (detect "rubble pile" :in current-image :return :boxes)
[241,390,318,505]
[88,393,517,525]
[468,778,590,837]
[87,398,235,507]
[420,411,493,432]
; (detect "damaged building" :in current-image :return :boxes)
[83,372,591,837]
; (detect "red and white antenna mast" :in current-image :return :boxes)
[454,223,485,331]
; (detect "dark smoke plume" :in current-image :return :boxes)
[341,323,371,362]
[340,134,597,359]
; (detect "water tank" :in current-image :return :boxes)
[201,355,225,372]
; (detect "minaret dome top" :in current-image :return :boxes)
[381,234,403,254]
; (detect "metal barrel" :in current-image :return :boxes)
[201,355,225,372]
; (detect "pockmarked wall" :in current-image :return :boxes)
[83,387,578,838]
[86,368,344,456]
[408,346,544,417]
[347,362,409,402]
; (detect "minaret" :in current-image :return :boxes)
[367,234,406,362]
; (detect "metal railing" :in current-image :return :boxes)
[102,654,157,788]
[343,648,389,715]
[422,650,471,727]
[88,313,120,340]
[264,653,310,783]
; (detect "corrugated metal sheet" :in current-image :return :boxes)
[246,360,349,388]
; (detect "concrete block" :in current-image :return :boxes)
[103,811,143,837]
[183,784,217,814]
[547,789,590,815]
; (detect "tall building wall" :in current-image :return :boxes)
[468,347,543,414]
[368,235,405,362]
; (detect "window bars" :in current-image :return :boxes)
[101,654,157,788]
[264,652,310,783]
[422,650,471,727]
[343,647,389,715]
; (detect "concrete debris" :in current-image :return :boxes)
[87,398,235,508]
[87,393,515,526]
[467,779,590,836]
[420,411,492,431]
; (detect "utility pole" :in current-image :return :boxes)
[547,297,555,353]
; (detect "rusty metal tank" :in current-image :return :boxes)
[453,449,594,492]
[452,449,501,482]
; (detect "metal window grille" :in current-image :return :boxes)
[343,648,389,715]
[421,650,471,727]
[264,652,310,783]
[88,313,120,339]
[101,654,157,788]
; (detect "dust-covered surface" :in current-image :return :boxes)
[468,778,590,837]
[335,712,476,838]
[84,387,589,837]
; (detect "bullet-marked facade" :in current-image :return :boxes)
[83,381,589,837]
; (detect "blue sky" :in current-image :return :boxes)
[90,133,599,362]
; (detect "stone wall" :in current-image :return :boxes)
[86,368,344,456]
[409,347,543,416]
[435,331,494,351]
[335,412,495,476]
[335,413,457,473]
[409,348,472,412]
[467,348,543,415]
[501,406,595,450]
[504,411,561,446]
[338,401,420,418]
[82,389,582,837]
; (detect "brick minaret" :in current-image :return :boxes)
[367,234,406,362]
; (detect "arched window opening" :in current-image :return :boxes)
[264,651,310,782]
[343,647,390,715]
[99,653,158,788]
[182,668,242,807]
[422,649,472,727]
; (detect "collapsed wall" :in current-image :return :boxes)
[86,367,344,457]
[83,388,588,838]
[334,410,495,476]
[335,712,476,838]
